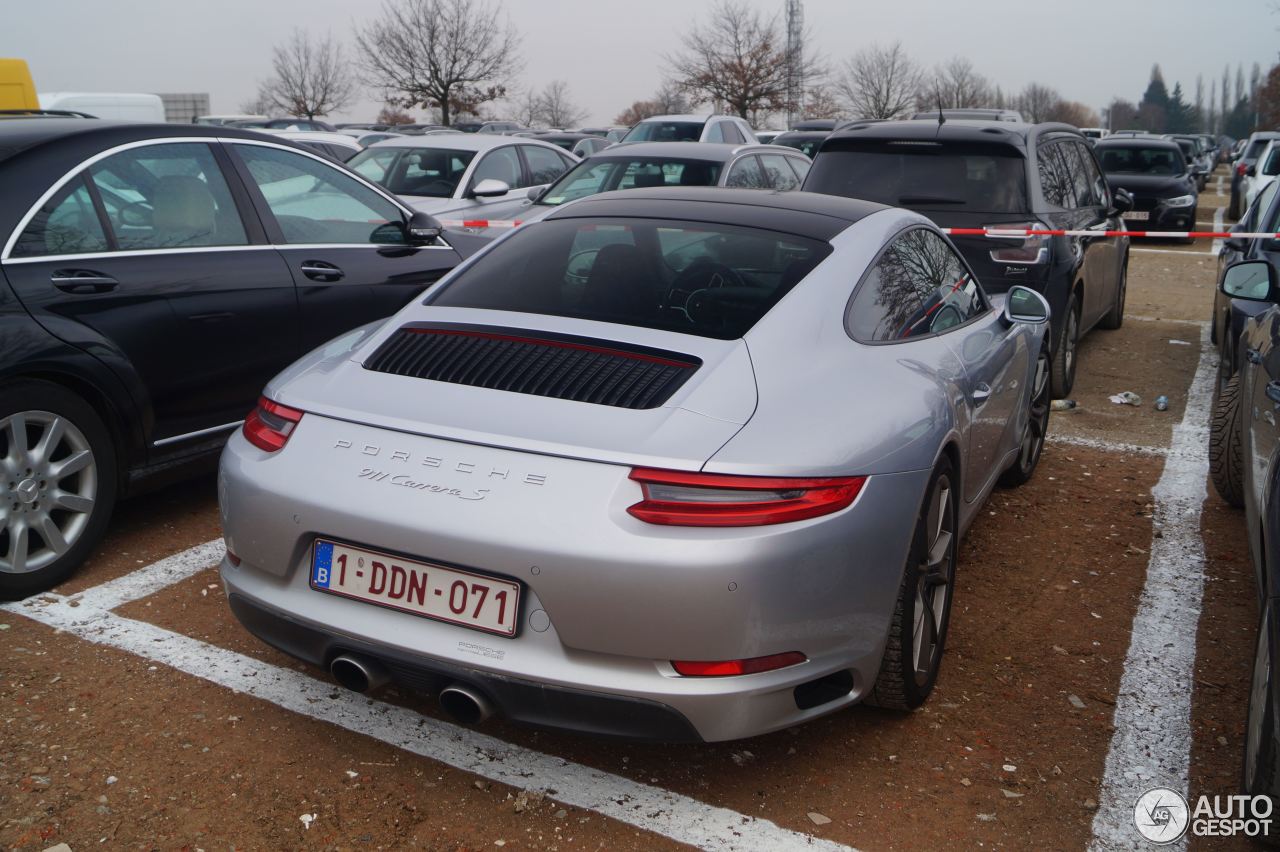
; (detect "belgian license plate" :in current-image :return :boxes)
[1125,211,1150,221]
[310,539,520,637]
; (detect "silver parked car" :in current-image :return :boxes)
[471,141,811,225]
[346,134,577,220]
[218,188,1052,742]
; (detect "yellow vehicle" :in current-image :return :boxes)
[0,58,38,110]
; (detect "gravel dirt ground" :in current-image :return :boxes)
[1,169,1262,851]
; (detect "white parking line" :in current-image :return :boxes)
[66,539,226,611]
[1211,205,1226,256]
[5,553,853,852]
[1088,323,1214,850]
[1045,434,1169,458]
[1216,174,1224,197]
[1130,247,1217,257]
[1128,316,1210,326]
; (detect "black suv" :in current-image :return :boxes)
[804,120,1130,397]
[0,119,464,597]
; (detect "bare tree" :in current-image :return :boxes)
[376,105,414,126]
[654,82,694,115]
[615,99,663,126]
[1046,100,1100,128]
[355,0,520,127]
[510,88,544,128]
[1014,82,1060,123]
[1107,98,1139,130]
[802,82,843,120]
[260,29,357,119]
[238,93,272,116]
[919,57,991,110]
[1195,74,1205,129]
[837,41,920,120]
[537,80,588,128]
[664,0,819,119]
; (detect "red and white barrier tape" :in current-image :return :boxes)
[436,219,1279,241]
[438,219,523,229]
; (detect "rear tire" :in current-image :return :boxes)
[1209,372,1245,508]
[1098,261,1127,330]
[0,381,117,600]
[1050,294,1081,399]
[866,458,957,710]
[1000,340,1051,488]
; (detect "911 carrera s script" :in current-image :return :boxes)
[357,468,490,501]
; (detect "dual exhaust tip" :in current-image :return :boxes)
[329,653,492,724]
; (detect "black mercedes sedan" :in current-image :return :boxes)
[0,117,463,597]
[1094,137,1199,239]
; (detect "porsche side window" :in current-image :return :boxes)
[848,229,985,343]
[725,156,769,189]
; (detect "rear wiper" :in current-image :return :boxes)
[897,195,966,205]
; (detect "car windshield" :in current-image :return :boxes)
[805,143,1028,213]
[623,121,706,143]
[539,157,724,206]
[346,147,477,197]
[427,217,831,340]
[1098,146,1185,176]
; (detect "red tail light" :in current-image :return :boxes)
[627,468,866,527]
[985,222,1050,265]
[672,652,807,677]
[242,396,304,452]
[1237,163,1247,177]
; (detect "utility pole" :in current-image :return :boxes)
[785,0,804,128]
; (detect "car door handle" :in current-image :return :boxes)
[972,383,992,405]
[50,270,118,293]
[1268,381,1280,405]
[1248,348,1264,365]
[300,261,344,281]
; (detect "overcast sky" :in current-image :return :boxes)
[6,0,1278,126]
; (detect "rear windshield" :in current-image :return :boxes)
[623,121,706,143]
[428,218,831,340]
[541,157,723,206]
[1247,138,1276,161]
[347,147,477,196]
[1097,146,1185,176]
[806,143,1028,213]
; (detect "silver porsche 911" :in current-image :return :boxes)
[218,187,1052,742]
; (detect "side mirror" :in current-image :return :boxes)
[526,186,544,201]
[405,211,443,246]
[1223,236,1248,253]
[470,178,511,198]
[1246,165,1257,177]
[1002,285,1051,325]
[1221,260,1278,302]
[1111,188,1134,214]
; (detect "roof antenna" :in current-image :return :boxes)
[936,88,945,125]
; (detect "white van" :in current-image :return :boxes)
[38,92,166,122]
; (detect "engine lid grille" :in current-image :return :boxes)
[363,323,701,410]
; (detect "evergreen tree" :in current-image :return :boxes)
[1225,96,1253,139]
[1166,82,1195,132]
[1141,64,1170,110]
